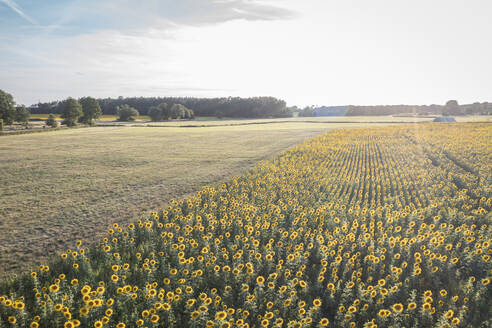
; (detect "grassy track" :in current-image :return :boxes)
[0,123,337,275]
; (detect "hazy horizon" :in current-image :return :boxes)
[1,0,491,107]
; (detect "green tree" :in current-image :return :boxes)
[61,98,83,126]
[15,105,30,123]
[157,103,170,120]
[148,106,162,121]
[116,104,139,121]
[275,106,293,118]
[148,102,170,121]
[0,89,16,125]
[170,104,192,119]
[170,104,180,119]
[45,114,58,128]
[79,97,102,125]
[299,106,314,117]
[443,100,461,116]
[0,119,3,131]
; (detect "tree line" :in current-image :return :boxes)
[53,99,195,124]
[41,97,104,127]
[0,90,104,128]
[297,100,492,117]
[5,87,491,129]
[297,106,348,117]
[29,96,293,118]
[0,89,200,130]
[345,100,492,116]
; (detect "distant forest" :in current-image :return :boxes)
[29,97,492,118]
[345,101,492,116]
[29,97,293,118]
[297,101,492,117]
[306,100,492,116]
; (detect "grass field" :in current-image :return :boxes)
[100,115,492,127]
[0,123,342,275]
[0,123,490,328]
[27,114,492,125]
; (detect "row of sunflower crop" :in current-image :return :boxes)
[1,124,490,328]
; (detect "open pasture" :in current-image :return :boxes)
[0,123,490,328]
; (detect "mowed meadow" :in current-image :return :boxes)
[0,123,490,328]
[0,122,343,274]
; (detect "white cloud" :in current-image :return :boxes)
[1,0,491,107]
[0,0,37,24]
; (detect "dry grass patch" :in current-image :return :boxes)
[0,124,332,275]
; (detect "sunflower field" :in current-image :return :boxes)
[1,124,491,328]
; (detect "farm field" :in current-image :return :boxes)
[6,115,486,136]
[27,114,492,125]
[0,123,490,327]
[0,122,346,275]
[100,115,492,127]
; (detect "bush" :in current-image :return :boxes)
[299,106,314,117]
[170,104,194,119]
[45,114,58,128]
[15,105,30,123]
[148,106,162,121]
[116,104,139,121]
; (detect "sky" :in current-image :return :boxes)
[0,0,491,107]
